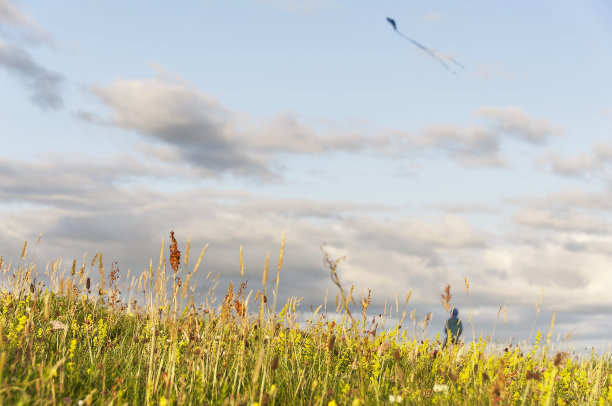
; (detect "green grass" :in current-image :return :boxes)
[0,236,610,405]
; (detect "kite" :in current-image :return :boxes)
[386,17,464,73]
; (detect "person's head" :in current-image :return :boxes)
[451,308,459,317]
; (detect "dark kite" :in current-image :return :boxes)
[386,17,463,73]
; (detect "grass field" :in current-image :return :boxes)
[0,233,610,405]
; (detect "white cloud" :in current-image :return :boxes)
[91,75,401,166]
[84,71,567,177]
[543,151,595,177]
[0,0,50,44]
[540,141,612,178]
[539,189,612,212]
[429,203,501,215]
[417,124,507,167]
[0,1,63,109]
[420,124,497,151]
[475,106,562,144]
[513,208,608,234]
[82,75,410,176]
[407,106,560,168]
[0,40,63,109]
[92,77,274,179]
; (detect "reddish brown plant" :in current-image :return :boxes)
[169,231,181,274]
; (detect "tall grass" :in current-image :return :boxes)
[0,233,610,405]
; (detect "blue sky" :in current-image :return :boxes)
[2,0,612,347]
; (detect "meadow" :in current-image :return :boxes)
[0,232,610,405]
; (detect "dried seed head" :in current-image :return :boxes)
[423,312,432,327]
[327,334,336,351]
[169,231,181,274]
[440,284,452,312]
[86,277,91,290]
[553,352,568,367]
[526,370,542,380]
[271,355,279,371]
[361,288,372,320]
[393,348,401,361]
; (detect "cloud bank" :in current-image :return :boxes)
[0,0,63,109]
[542,142,612,179]
[84,72,561,179]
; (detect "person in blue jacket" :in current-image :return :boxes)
[443,308,463,347]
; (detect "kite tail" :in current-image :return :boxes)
[448,56,465,70]
[394,30,461,73]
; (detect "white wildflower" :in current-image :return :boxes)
[49,320,67,331]
[433,383,449,394]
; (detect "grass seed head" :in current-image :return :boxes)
[553,352,568,368]
[525,370,542,380]
[440,284,451,313]
[424,312,432,327]
[271,355,279,370]
[169,231,181,274]
[361,289,371,320]
[328,334,336,351]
